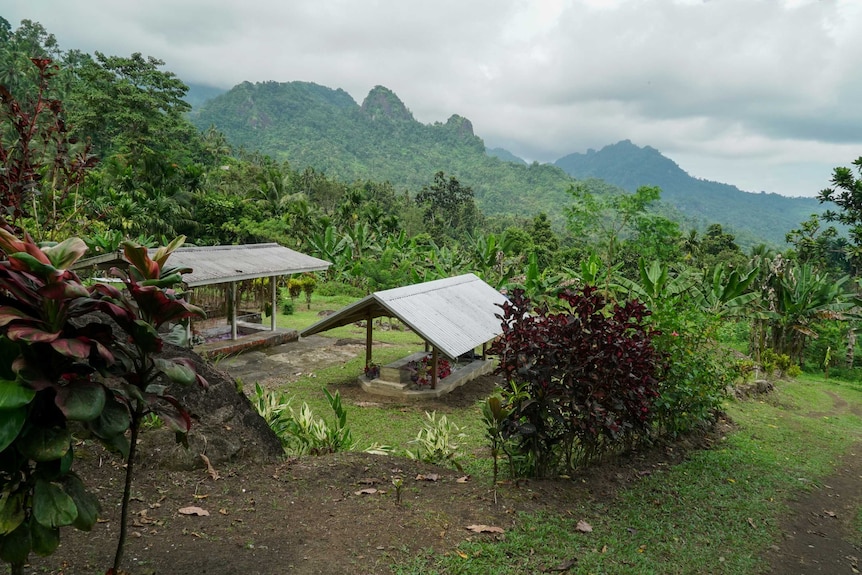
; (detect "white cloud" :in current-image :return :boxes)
[5,0,861,196]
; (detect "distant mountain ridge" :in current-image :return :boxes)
[554,141,825,246]
[191,81,826,246]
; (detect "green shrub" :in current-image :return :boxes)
[406,411,466,471]
[316,280,366,298]
[281,297,295,315]
[251,385,355,456]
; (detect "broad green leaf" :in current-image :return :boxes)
[62,474,101,531]
[129,319,162,354]
[150,235,185,268]
[0,407,26,452]
[87,395,130,439]
[29,519,59,556]
[140,272,183,288]
[0,379,35,409]
[55,381,105,421]
[154,358,196,386]
[33,480,77,528]
[8,252,56,277]
[98,430,130,459]
[0,521,31,565]
[42,237,87,270]
[0,491,25,534]
[163,323,190,347]
[17,427,71,462]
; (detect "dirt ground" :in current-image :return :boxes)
[13,337,862,575]
[764,390,862,574]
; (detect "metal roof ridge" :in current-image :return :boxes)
[375,273,480,302]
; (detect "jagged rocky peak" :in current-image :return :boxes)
[445,114,474,137]
[360,86,414,122]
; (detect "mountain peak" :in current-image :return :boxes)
[445,114,474,138]
[360,86,414,122]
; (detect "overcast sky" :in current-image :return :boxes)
[7,0,862,197]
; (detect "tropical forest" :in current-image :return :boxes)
[1,17,861,575]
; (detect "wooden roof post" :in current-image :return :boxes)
[230,281,238,340]
[270,276,278,332]
[365,308,373,368]
[431,347,439,390]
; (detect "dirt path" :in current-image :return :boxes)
[765,389,862,574]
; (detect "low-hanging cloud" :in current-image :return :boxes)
[6,0,861,196]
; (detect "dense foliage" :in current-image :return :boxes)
[490,287,662,476]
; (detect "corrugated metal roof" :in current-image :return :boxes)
[73,243,331,288]
[301,274,508,359]
[164,243,331,287]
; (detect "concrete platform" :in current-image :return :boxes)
[195,326,299,359]
[360,353,496,398]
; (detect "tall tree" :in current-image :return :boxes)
[64,51,195,159]
[415,171,480,244]
[564,183,661,266]
[818,156,862,274]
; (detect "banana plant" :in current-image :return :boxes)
[694,263,759,318]
[616,258,696,306]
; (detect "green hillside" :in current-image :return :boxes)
[555,140,827,246]
[191,81,585,220]
[192,82,821,245]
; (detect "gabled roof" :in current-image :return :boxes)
[164,243,330,287]
[73,243,331,288]
[301,273,508,359]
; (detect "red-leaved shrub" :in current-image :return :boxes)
[490,286,661,476]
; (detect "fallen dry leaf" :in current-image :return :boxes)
[466,524,505,534]
[825,510,837,518]
[575,520,593,533]
[456,476,470,483]
[747,517,757,529]
[178,506,209,517]
[355,488,378,495]
[456,551,469,559]
[199,453,220,481]
[416,473,440,482]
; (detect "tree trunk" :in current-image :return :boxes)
[846,329,856,368]
[113,407,142,573]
